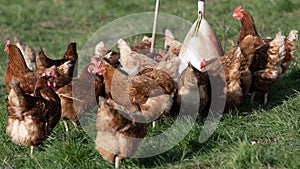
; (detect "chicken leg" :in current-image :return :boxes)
[264,92,268,105]
[63,119,69,132]
[30,146,35,155]
[63,119,78,132]
[250,91,256,104]
[152,121,156,129]
[115,156,120,169]
[250,91,269,104]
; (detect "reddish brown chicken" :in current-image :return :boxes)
[4,44,72,94]
[35,42,78,77]
[220,45,243,111]
[95,97,146,169]
[234,6,298,104]
[134,67,175,128]
[56,60,105,132]
[232,6,259,44]
[239,35,264,95]
[94,41,121,68]
[98,60,175,128]
[4,44,33,93]
[6,71,61,155]
[250,33,286,104]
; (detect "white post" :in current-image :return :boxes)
[150,0,160,53]
[198,0,205,18]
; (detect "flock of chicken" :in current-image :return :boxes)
[3,5,298,169]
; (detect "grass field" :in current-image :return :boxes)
[1,0,300,168]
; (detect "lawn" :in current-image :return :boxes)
[0,0,300,168]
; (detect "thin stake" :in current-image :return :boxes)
[150,0,160,53]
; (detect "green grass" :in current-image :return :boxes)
[1,0,300,168]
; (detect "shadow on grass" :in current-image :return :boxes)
[232,68,300,116]
[126,127,219,168]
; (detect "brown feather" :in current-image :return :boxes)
[6,76,61,152]
[238,9,259,44]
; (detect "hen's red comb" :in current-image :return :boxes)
[43,69,57,78]
[4,40,10,53]
[233,6,242,14]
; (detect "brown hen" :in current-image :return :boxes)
[6,71,61,155]
[250,33,286,104]
[239,35,264,95]
[233,6,259,44]
[4,44,72,94]
[221,45,243,111]
[35,42,78,77]
[281,30,298,74]
[98,60,175,128]
[4,44,32,93]
[94,41,121,68]
[95,97,146,169]
[56,62,105,132]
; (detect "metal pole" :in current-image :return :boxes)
[150,0,160,53]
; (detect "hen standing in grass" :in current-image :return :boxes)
[56,56,105,132]
[233,6,298,104]
[5,70,61,155]
[250,33,286,104]
[281,30,298,74]
[95,97,146,169]
[98,60,175,128]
